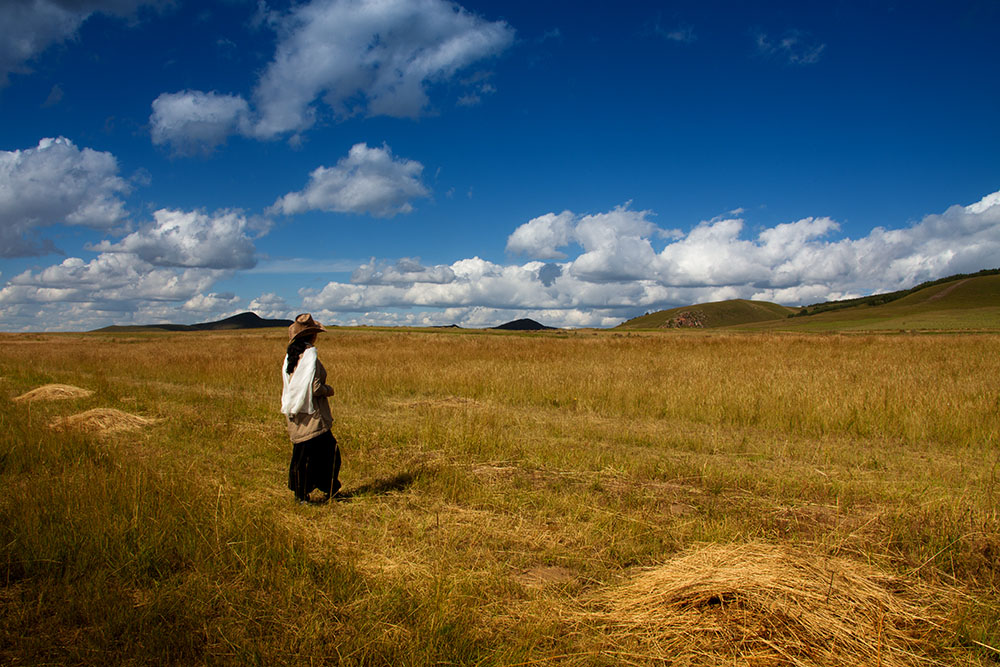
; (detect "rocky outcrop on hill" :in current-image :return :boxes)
[662,310,706,328]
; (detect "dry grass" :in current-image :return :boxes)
[0,329,997,665]
[390,395,485,409]
[51,407,157,433]
[586,542,952,666]
[11,383,93,402]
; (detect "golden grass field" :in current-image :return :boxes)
[1,328,998,665]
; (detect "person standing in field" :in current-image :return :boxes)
[281,313,341,503]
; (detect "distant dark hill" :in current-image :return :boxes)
[492,318,556,331]
[189,312,293,331]
[617,299,796,330]
[93,312,293,333]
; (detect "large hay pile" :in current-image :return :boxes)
[12,384,93,402]
[590,542,950,666]
[51,408,155,433]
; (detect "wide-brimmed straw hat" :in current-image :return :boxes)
[288,313,326,342]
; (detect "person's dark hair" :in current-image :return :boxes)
[285,336,314,374]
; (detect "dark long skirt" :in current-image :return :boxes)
[288,430,341,501]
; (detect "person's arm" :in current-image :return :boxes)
[312,370,334,398]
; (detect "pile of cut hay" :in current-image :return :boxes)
[12,384,93,402]
[589,542,950,667]
[51,408,156,433]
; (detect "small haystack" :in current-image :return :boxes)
[590,542,949,666]
[12,384,93,402]
[51,408,155,433]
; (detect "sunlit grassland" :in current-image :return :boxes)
[1,329,998,664]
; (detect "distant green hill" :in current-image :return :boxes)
[616,270,1000,333]
[617,299,796,330]
[742,273,1000,332]
[791,268,1000,318]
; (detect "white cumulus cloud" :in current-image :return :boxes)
[247,292,291,320]
[571,205,666,282]
[252,0,514,134]
[352,257,455,285]
[90,208,264,269]
[0,202,271,328]
[508,204,674,281]
[270,143,429,218]
[183,292,241,312]
[150,91,251,155]
[149,0,514,152]
[0,137,130,257]
[506,211,575,259]
[0,253,224,306]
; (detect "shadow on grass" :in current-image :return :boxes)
[336,471,419,501]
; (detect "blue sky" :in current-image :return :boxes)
[1,0,998,331]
